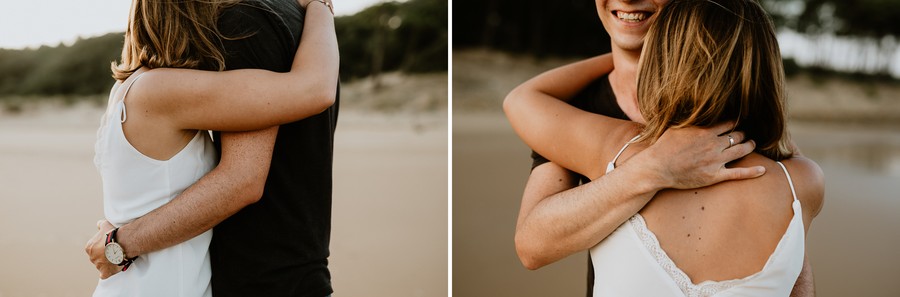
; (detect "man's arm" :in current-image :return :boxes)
[517,158,816,297]
[515,162,656,269]
[514,122,762,269]
[118,128,278,255]
[791,256,815,296]
[87,128,278,278]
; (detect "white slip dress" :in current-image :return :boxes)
[590,136,805,297]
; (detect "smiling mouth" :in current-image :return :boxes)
[613,10,650,22]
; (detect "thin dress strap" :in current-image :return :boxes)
[118,72,145,123]
[776,161,799,202]
[606,135,642,174]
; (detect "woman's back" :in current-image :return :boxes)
[590,147,823,296]
[643,154,805,282]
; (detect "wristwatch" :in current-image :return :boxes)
[104,227,137,271]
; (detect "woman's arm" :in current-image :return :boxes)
[504,54,641,179]
[128,0,338,132]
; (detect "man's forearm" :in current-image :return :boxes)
[116,165,258,257]
[115,128,277,257]
[516,162,662,269]
[790,255,815,297]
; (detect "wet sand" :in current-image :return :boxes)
[452,111,900,297]
[0,101,448,296]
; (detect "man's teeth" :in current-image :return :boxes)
[617,11,647,22]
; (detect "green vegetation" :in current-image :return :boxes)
[762,0,900,79]
[0,34,123,97]
[454,0,900,80]
[0,0,447,99]
[337,0,447,80]
[453,0,611,57]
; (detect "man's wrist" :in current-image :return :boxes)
[615,156,670,194]
[104,227,138,271]
[114,224,140,259]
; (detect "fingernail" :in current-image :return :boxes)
[757,167,766,174]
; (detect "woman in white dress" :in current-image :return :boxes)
[506,0,824,295]
[89,0,336,296]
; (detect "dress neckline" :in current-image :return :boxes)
[607,145,805,296]
[628,203,801,296]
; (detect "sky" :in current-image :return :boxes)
[0,0,389,50]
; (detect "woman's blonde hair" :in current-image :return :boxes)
[111,0,243,81]
[636,0,792,160]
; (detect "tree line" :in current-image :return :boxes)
[0,0,447,97]
[453,0,900,80]
[766,0,900,79]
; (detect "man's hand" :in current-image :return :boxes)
[631,121,766,190]
[85,220,120,279]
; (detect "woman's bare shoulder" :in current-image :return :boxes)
[780,156,825,224]
[728,154,823,216]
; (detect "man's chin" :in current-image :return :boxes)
[611,37,646,53]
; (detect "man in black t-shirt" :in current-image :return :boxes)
[86,1,338,296]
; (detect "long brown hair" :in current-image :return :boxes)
[636,0,792,160]
[111,0,242,81]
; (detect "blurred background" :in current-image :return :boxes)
[0,0,447,296]
[453,0,900,296]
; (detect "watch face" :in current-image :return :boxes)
[105,242,124,265]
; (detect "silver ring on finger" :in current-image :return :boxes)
[727,134,735,148]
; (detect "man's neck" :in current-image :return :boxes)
[609,47,645,124]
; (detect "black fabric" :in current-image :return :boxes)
[210,1,338,296]
[526,74,626,297]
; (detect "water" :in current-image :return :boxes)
[790,123,900,296]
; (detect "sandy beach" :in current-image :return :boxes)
[0,73,448,297]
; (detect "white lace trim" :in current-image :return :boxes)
[629,214,755,297]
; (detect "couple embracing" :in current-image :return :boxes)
[506,0,825,296]
[85,0,339,296]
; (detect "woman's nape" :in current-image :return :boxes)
[635,0,791,161]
